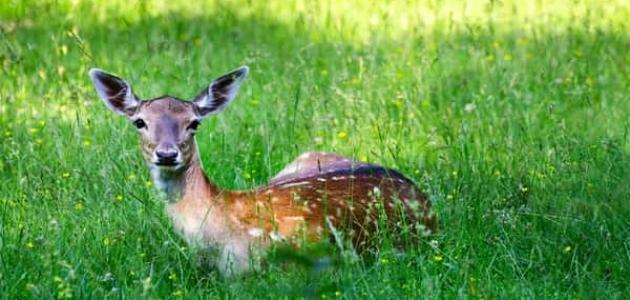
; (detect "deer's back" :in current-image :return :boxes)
[228,152,436,248]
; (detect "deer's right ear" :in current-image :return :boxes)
[89,68,140,116]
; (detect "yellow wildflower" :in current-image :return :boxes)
[585,77,593,86]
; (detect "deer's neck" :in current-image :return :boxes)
[149,150,218,203]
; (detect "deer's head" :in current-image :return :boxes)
[89,66,248,171]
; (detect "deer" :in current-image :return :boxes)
[88,66,437,276]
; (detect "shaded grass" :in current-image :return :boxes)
[1,0,629,298]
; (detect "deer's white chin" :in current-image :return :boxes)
[152,163,183,171]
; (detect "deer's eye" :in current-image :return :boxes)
[187,120,200,131]
[133,119,147,129]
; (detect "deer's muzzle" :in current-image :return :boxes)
[154,144,181,167]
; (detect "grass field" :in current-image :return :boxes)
[1,0,629,298]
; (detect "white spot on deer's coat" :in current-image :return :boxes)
[316,178,327,182]
[280,181,310,189]
[248,228,264,237]
[265,189,274,195]
[283,216,305,221]
[269,232,285,241]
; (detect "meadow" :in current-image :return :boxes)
[0,0,629,298]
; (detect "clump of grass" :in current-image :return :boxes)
[0,0,629,298]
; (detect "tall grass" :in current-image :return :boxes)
[0,0,628,298]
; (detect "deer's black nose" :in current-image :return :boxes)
[156,150,178,164]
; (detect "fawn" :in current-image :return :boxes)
[89,66,436,276]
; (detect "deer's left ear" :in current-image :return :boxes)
[193,66,249,118]
[89,68,140,116]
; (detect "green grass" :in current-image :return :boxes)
[1,0,629,298]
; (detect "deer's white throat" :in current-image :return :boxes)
[149,164,186,202]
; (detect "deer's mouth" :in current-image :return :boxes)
[152,157,183,169]
[153,151,182,168]
[154,161,181,168]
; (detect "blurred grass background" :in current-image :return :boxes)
[0,0,629,298]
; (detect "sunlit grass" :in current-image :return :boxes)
[1,0,629,298]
